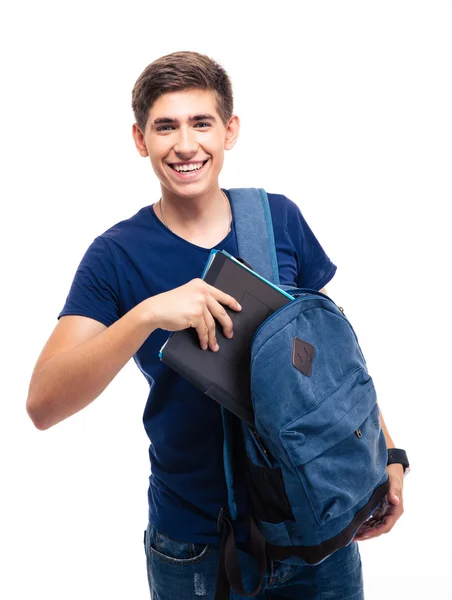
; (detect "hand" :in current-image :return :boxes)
[353,464,405,542]
[147,278,242,352]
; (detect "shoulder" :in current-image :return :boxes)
[74,205,154,270]
[265,192,310,236]
[100,205,153,242]
[266,191,301,218]
[82,205,156,262]
[264,191,309,241]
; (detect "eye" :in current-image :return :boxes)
[156,123,210,132]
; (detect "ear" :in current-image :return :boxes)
[132,123,149,157]
[224,114,240,151]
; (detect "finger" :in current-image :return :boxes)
[202,282,242,312]
[354,508,402,540]
[195,314,210,351]
[387,478,403,507]
[361,503,403,533]
[362,518,379,528]
[359,501,389,528]
[203,306,219,352]
[389,490,402,506]
[353,526,371,539]
[363,522,391,538]
[375,507,403,531]
[379,501,404,521]
[206,295,234,339]
[363,508,385,524]
[354,519,388,539]
[354,525,384,541]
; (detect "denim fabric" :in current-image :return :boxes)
[231,188,280,284]
[238,293,388,554]
[143,522,364,599]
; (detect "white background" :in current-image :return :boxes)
[1,1,451,598]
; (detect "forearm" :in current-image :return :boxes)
[377,403,395,448]
[27,299,157,430]
[378,403,406,484]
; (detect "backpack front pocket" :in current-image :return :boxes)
[279,369,387,526]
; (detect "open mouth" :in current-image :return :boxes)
[168,159,209,175]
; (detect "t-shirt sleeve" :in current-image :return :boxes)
[58,236,120,327]
[287,198,337,290]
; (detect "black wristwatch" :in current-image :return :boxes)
[387,448,410,475]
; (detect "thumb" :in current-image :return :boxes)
[390,489,401,505]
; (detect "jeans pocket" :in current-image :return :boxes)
[147,525,213,566]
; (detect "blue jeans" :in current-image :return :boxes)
[143,522,365,599]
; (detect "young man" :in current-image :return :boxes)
[27,51,405,599]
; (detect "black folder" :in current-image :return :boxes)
[159,250,293,424]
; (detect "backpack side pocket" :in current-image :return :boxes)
[246,458,295,524]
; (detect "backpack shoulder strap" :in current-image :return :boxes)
[215,187,273,599]
[228,188,280,285]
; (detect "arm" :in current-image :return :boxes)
[378,404,397,450]
[352,402,405,542]
[353,341,405,541]
[26,301,158,430]
[319,284,400,462]
[378,404,404,477]
[318,284,405,543]
[26,279,241,431]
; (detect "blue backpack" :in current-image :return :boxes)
[214,188,389,599]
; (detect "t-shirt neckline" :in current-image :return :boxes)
[148,188,235,252]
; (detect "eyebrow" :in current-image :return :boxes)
[152,114,217,126]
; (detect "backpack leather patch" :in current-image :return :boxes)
[292,337,315,376]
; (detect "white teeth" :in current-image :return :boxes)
[173,162,204,172]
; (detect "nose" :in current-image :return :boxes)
[173,124,199,157]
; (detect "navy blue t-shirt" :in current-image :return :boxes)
[58,189,337,545]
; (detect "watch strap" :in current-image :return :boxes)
[387,448,410,474]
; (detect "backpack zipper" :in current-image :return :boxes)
[252,295,362,358]
[252,293,333,343]
[252,428,268,455]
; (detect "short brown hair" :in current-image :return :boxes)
[131,51,234,132]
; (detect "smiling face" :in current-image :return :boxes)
[132,88,240,200]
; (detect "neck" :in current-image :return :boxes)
[158,186,229,229]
